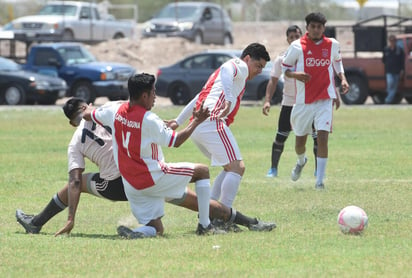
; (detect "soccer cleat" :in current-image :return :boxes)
[15,209,42,234]
[315,183,325,190]
[248,219,277,231]
[212,219,242,233]
[196,223,226,236]
[266,168,278,177]
[117,225,146,239]
[291,157,307,181]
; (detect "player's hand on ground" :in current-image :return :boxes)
[192,100,210,123]
[262,101,271,116]
[55,220,75,237]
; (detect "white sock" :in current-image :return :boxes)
[316,157,327,184]
[211,170,226,201]
[195,179,211,228]
[297,153,306,165]
[219,172,242,208]
[133,225,157,237]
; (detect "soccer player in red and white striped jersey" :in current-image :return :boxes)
[282,12,349,190]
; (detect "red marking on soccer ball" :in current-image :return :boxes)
[337,205,368,234]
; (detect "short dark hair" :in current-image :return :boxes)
[62,97,86,120]
[127,73,156,101]
[286,25,302,37]
[240,42,270,62]
[305,12,327,26]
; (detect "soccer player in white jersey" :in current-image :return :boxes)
[167,43,270,211]
[262,25,318,178]
[281,12,349,190]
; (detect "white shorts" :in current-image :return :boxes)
[123,162,193,225]
[291,99,333,136]
[191,120,242,166]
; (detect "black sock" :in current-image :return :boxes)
[271,142,284,169]
[233,210,258,227]
[31,194,67,226]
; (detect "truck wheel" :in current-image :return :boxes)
[169,82,191,105]
[62,30,74,40]
[113,33,124,39]
[405,96,412,104]
[2,84,26,105]
[72,81,96,104]
[340,75,368,105]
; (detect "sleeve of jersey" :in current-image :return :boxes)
[332,39,344,74]
[176,94,198,126]
[220,62,236,103]
[67,131,85,173]
[91,102,117,128]
[282,43,299,74]
[146,112,177,147]
[271,55,283,78]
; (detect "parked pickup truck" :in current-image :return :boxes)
[332,15,412,105]
[22,42,136,103]
[4,1,136,42]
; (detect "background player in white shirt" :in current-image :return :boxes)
[262,25,318,178]
[168,43,271,213]
[282,12,349,190]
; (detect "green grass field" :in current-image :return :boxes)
[0,104,411,277]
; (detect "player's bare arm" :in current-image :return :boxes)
[174,101,210,147]
[338,72,349,94]
[55,168,84,236]
[262,76,279,116]
[285,70,311,82]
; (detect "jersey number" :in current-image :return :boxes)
[81,123,104,146]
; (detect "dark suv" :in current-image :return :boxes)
[141,2,233,45]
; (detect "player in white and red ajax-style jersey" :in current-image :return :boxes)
[168,43,271,212]
[84,73,220,237]
[282,12,349,190]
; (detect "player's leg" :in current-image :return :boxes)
[290,104,314,181]
[314,99,334,189]
[267,106,293,177]
[311,124,318,176]
[219,159,244,208]
[16,185,69,233]
[210,170,226,201]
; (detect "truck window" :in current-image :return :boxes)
[92,8,100,20]
[80,7,92,19]
[34,49,59,66]
[38,4,77,16]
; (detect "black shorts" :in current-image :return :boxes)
[87,174,128,201]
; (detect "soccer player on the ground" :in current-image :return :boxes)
[281,12,349,189]
[262,25,318,178]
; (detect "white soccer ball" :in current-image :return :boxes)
[337,205,368,234]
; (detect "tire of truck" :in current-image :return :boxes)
[113,33,124,39]
[405,96,412,104]
[340,74,368,105]
[62,29,74,40]
[72,81,96,104]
